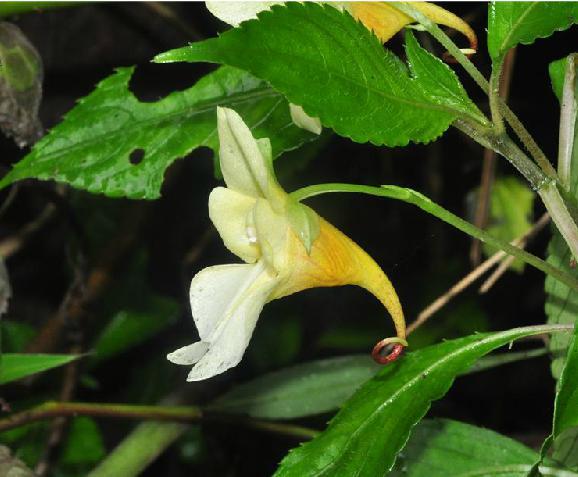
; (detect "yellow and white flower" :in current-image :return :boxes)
[167,107,407,381]
[205,2,477,136]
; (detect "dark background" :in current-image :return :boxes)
[0,2,575,475]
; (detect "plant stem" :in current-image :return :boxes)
[394,2,558,180]
[290,183,578,291]
[489,57,505,133]
[558,54,578,190]
[539,181,578,260]
[87,421,188,477]
[0,402,203,433]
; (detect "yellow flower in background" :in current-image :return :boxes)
[167,107,407,381]
[205,1,477,135]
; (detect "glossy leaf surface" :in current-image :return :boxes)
[156,3,486,147]
[0,65,313,198]
[274,325,567,477]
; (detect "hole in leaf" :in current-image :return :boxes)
[129,148,145,165]
[128,62,216,103]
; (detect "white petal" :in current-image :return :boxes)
[289,104,322,135]
[209,187,259,263]
[189,262,270,341]
[206,1,282,26]
[167,342,209,365]
[187,262,279,381]
[217,107,286,206]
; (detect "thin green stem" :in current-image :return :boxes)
[394,2,558,180]
[87,421,189,477]
[290,183,578,292]
[0,402,202,433]
[489,57,505,133]
[558,54,578,190]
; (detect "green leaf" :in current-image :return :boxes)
[91,295,179,365]
[0,2,76,18]
[481,176,534,272]
[273,325,571,477]
[0,320,35,353]
[551,321,578,468]
[0,65,314,199]
[60,417,105,466]
[488,2,578,62]
[0,353,78,384]
[155,3,486,148]
[209,355,380,419]
[390,418,539,477]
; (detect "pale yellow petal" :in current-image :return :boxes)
[209,187,260,263]
[206,1,282,26]
[217,107,287,209]
[289,104,322,135]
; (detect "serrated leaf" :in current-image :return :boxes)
[155,3,486,148]
[481,176,534,272]
[209,355,380,419]
[0,353,79,384]
[390,418,539,477]
[488,2,578,62]
[274,325,568,477]
[0,65,314,199]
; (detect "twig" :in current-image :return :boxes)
[408,213,551,335]
[145,2,202,41]
[471,48,517,266]
[0,204,56,257]
[0,401,319,442]
[0,402,203,433]
[0,185,18,220]
[479,213,551,294]
[25,204,146,354]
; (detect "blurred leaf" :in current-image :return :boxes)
[0,2,76,18]
[214,345,549,421]
[247,315,301,373]
[0,353,78,384]
[408,299,489,349]
[91,295,179,365]
[60,417,105,466]
[0,445,36,477]
[0,65,314,198]
[0,22,42,146]
[481,176,534,272]
[546,54,578,379]
[389,418,539,477]
[274,325,569,477]
[0,320,35,352]
[155,3,486,148]
[487,2,578,62]
[210,355,380,419]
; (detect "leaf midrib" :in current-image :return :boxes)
[18,87,281,165]
[497,2,539,58]
[308,327,550,476]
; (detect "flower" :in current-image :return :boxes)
[167,107,407,381]
[205,1,477,136]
